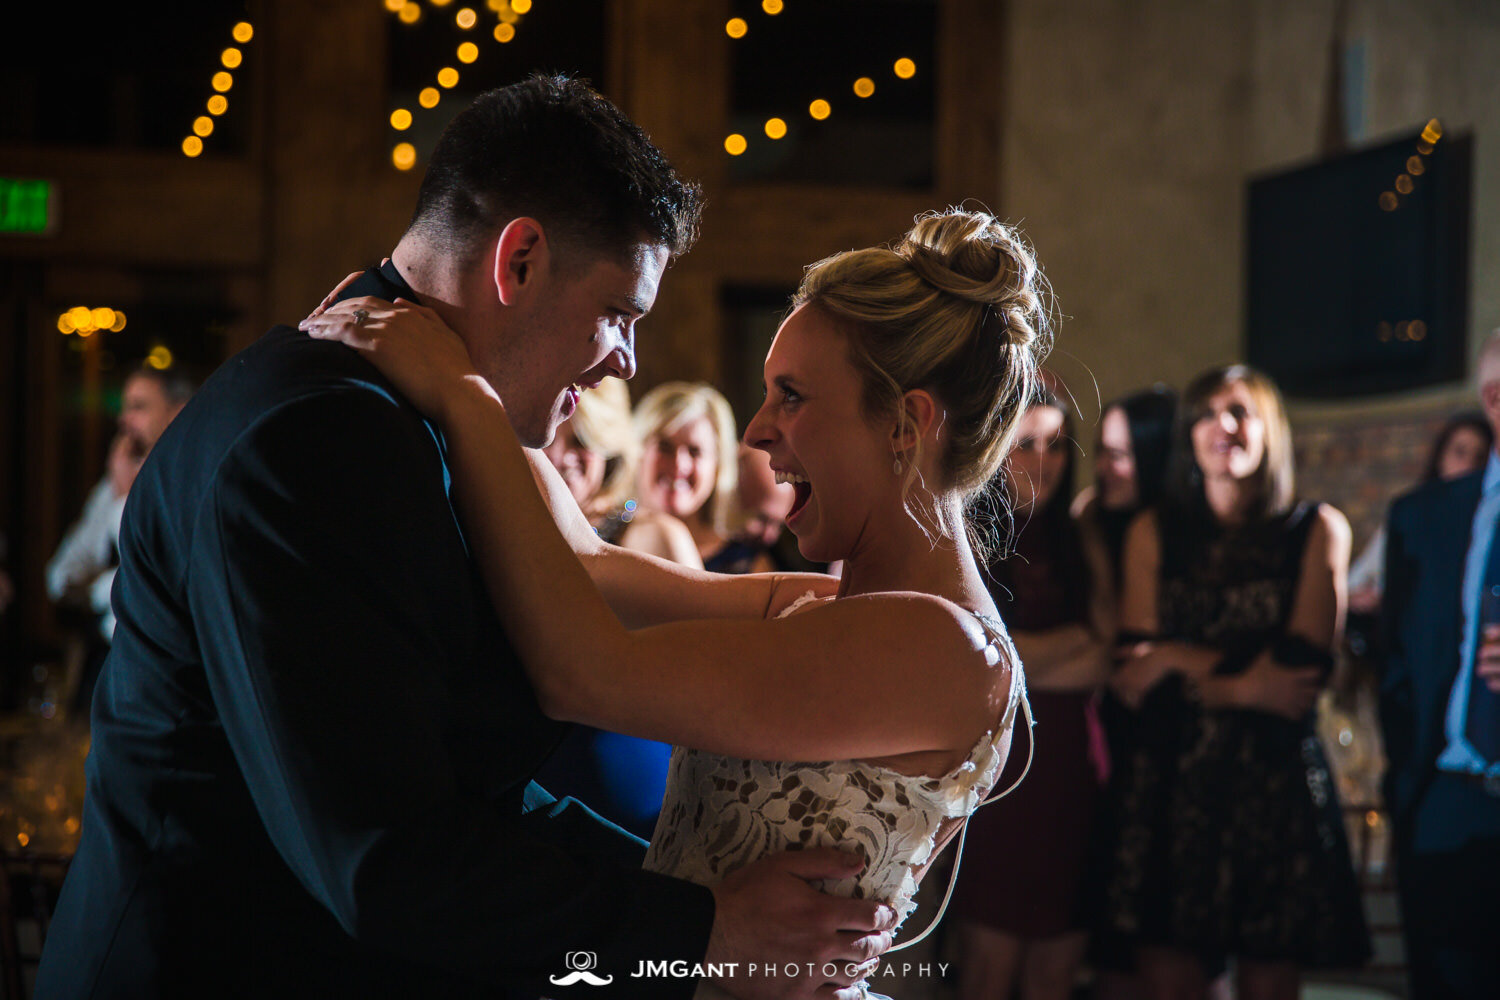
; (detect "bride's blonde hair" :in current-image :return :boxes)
[793,208,1053,543]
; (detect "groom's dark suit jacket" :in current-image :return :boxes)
[36,263,713,999]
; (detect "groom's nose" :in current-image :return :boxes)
[607,328,636,381]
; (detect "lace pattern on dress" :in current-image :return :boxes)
[642,595,1029,939]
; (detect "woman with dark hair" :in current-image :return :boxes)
[953,388,1113,1000]
[1074,386,1179,587]
[1347,411,1493,613]
[1098,365,1368,1000]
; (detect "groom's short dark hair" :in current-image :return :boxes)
[407,74,702,268]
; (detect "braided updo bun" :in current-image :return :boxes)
[793,209,1052,506]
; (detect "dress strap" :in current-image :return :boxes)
[889,614,1034,952]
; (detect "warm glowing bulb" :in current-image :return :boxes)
[853,77,875,98]
[182,135,204,157]
[511,0,532,12]
[764,117,787,139]
[212,72,233,92]
[386,0,406,9]
[1407,156,1425,176]
[193,116,214,137]
[58,314,76,335]
[92,307,116,330]
[68,306,92,328]
[725,17,748,38]
[808,99,831,120]
[232,22,253,43]
[222,47,242,69]
[494,22,516,42]
[1378,191,1398,211]
[1395,174,1414,194]
[419,87,441,108]
[391,109,413,130]
[762,0,783,13]
[147,346,174,369]
[724,133,748,156]
[207,95,228,115]
[111,310,128,333]
[393,143,418,171]
[457,41,479,63]
[437,67,459,88]
[398,2,422,22]
[456,7,478,28]
[497,5,518,22]
[432,0,452,5]
[893,57,916,79]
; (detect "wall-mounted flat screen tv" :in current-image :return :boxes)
[1246,127,1471,398]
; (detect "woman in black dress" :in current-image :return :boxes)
[1101,365,1368,1000]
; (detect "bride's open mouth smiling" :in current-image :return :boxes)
[775,470,813,524]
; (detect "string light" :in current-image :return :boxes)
[437,66,460,88]
[385,0,406,10]
[726,17,748,39]
[853,77,875,98]
[764,117,787,139]
[457,41,479,63]
[399,3,422,24]
[494,22,515,42]
[762,0,783,13]
[456,7,478,28]
[511,0,532,12]
[186,21,252,156]
[419,87,440,109]
[725,134,748,156]
[391,108,413,130]
[893,57,916,79]
[393,143,418,171]
[56,307,127,336]
[147,346,175,370]
[809,99,831,120]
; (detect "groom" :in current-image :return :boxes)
[37,76,889,999]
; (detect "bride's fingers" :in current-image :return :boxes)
[308,270,368,319]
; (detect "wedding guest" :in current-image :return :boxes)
[47,365,195,642]
[1381,332,1500,1000]
[1073,386,1178,586]
[304,207,1055,997]
[538,379,678,838]
[630,381,742,570]
[952,388,1113,1000]
[1100,364,1368,1000]
[703,445,798,574]
[546,377,702,568]
[1348,411,1492,614]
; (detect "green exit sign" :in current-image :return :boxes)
[0,178,55,235]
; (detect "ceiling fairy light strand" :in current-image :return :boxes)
[387,0,534,170]
[182,20,254,157]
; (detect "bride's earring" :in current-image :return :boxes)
[892,456,904,476]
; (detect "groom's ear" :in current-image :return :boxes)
[493,217,549,307]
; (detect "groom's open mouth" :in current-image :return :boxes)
[775,471,813,523]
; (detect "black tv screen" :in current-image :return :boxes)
[1246,127,1471,398]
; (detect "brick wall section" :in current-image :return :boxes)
[1293,411,1457,553]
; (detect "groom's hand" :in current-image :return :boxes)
[706,847,895,1000]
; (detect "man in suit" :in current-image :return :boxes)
[37,76,889,1000]
[1382,328,1500,1000]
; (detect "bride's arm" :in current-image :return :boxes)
[303,299,1003,762]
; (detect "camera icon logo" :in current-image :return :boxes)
[550,950,614,986]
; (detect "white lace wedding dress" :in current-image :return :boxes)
[643,594,1032,999]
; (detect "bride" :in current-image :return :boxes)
[302,208,1047,997]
